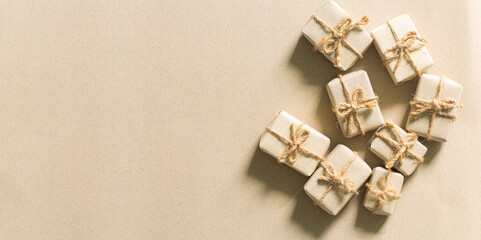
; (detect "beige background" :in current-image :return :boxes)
[0,0,479,239]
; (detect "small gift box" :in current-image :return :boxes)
[369,121,427,176]
[326,70,384,138]
[304,144,372,215]
[259,111,331,176]
[363,167,403,215]
[371,14,434,84]
[406,74,464,142]
[302,1,372,71]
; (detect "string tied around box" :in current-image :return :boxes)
[365,169,401,214]
[265,123,325,164]
[311,14,369,68]
[409,75,464,140]
[374,121,424,168]
[333,74,378,136]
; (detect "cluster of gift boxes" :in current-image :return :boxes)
[257,1,463,216]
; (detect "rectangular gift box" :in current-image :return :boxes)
[304,144,372,215]
[406,74,463,142]
[363,167,404,215]
[302,1,372,71]
[326,70,384,138]
[369,121,427,176]
[371,14,433,84]
[259,111,331,176]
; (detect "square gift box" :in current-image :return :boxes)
[369,121,427,176]
[302,1,372,71]
[326,70,384,138]
[371,14,433,84]
[363,167,403,215]
[259,111,331,176]
[304,144,372,215]
[406,74,463,142]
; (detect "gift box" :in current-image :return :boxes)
[406,74,463,142]
[302,1,372,71]
[371,14,433,84]
[304,144,372,215]
[259,111,331,176]
[326,70,384,138]
[369,121,427,176]
[363,167,403,215]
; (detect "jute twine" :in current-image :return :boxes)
[409,75,464,140]
[365,169,401,214]
[265,123,325,164]
[383,21,427,77]
[374,121,424,169]
[333,74,378,136]
[315,152,359,206]
[311,14,369,68]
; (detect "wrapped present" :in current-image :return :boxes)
[406,74,464,142]
[363,167,403,215]
[369,121,427,176]
[304,144,372,215]
[302,1,372,71]
[326,70,384,138]
[371,14,434,84]
[259,111,331,176]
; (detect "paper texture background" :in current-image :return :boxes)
[0,0,479,239]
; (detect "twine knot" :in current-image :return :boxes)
[366,170,401,214]
[333,75,378,135]
[374,121,423,169]
[383,22,427,76]
[409,76,464,140]
[311,15,369,68]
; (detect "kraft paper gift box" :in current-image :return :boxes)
[363,167,403,215]
[304,144,372,215]
[406,74,463,142]
[259,111,331,176]
[326,70,384,138]
[302,1,372,71]
[369,121,427,176]
[371,14,434,84]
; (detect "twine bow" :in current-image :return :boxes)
[409,75,464,140]
[315,152,358,206]
[383,22,427,76]
[333,75,378,135]
[365,170,401,214]
[265,123,324,164]
[374,121,424,168]
[311,14,369,68]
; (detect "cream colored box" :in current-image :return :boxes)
[302,1,372,71]
[326,70,384,138]
[369,121,427,176]
[304,144,372,215]
[363,167,404,215]
[259,111,330,176]
[371,14,433,84]
[406,74,463,142]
